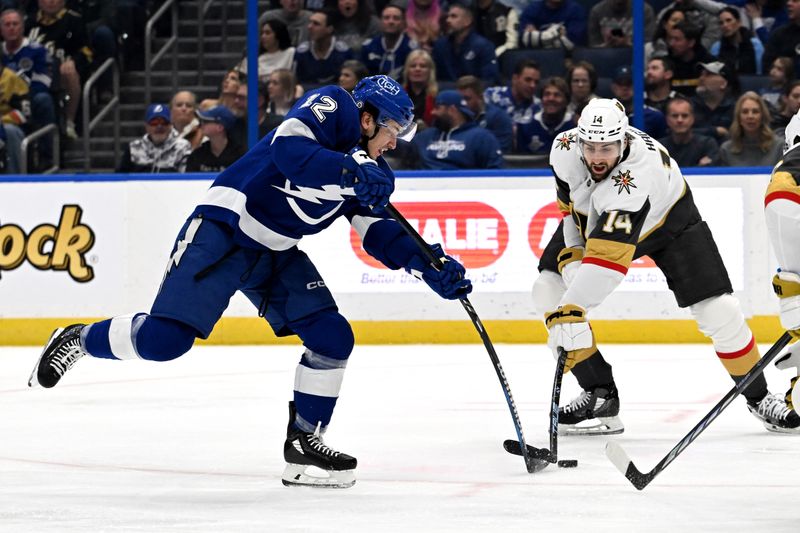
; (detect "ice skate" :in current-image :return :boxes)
[282,401,357,488]
[559,383,624,436]
[747,393,800,434]
[28,324,87,388]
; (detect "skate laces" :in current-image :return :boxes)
[306,433,340,457]
[50,338,85,377]
[756,394,792,421]
[563,390,592,414]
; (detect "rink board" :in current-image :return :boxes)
[0,168,781,344]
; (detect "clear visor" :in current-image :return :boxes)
[381,118,417,142]
[579,139,622,161]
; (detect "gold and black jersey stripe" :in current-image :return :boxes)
[583,199,650,274]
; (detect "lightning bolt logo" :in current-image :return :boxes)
[273,179,356,225]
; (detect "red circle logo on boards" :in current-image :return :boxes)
[350,202,509,269]
[527,202,656,268]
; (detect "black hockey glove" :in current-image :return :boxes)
[341,149,394,210]
[405,244,473,300]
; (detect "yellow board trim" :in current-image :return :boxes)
[0,316,787,346]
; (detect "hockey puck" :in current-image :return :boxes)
[557,459,578,468]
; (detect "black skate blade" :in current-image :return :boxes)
[503,439,553,471]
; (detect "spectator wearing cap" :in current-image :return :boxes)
[186,105,246,173]
[294,9,354,85]
[667,20,714,97]
[360,4,418,80]
[587,0,655,48]
[457,75,513,152]
[474,0,518,57]
[519,0,587,50]
[484,58,541,127]
[409,89,503,169]
[611,65,667,139]
[761,0,800,75]
[691,60,736,141]
[710,7,763,75]
[432,3,499,83]
[645,56,677,115]
[117,104,192,174]
[515,76,574,154]
[658,96,718,167]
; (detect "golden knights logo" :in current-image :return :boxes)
[556,132,576,150]
[612,169,636,194]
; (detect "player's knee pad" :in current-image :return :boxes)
[135,315,198,362]
[532,270,566,315]
[289,309,354,362]
[690,294,751,350]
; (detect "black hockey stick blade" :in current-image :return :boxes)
[605,331,793,491]
[605,441,650,490]
[503,439,553,467]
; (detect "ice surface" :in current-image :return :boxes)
[1,343,798,532]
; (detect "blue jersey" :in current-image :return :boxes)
[432,31,499,83]
[294,38,354,85]
[1,38,52,94]
[412,121,504,170]
[192,85,414,270]
[360,34,418,79]
[483,85,539,126]
[515,109,575,154]
[477,103,513,153]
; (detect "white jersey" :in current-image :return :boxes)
[549,127,688,311]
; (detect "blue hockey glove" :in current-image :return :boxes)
[405,244,473,300]
[341,149,394,210]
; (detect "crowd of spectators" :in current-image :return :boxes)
[0,1,796,173]
[112,0,800,174]
[0,0,149,172]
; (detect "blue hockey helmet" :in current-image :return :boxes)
[352,75,417,141]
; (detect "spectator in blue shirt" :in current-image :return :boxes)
[457,75,513,153]
[294,8,354,85]
[519,0,587,49]
[484,58,541,127]
[432,3,499,83]
[360,3,419,79]
[515,76,574,154]
[411,90,504,169]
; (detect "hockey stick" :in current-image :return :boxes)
[385,202,550,474]
[504,347,572,465]
[606,331,793,490]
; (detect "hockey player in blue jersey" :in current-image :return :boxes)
[28,75,472,489]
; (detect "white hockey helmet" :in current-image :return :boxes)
[785,110,800,154]
[577,98,629,144]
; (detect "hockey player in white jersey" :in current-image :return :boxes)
[28,75,473,488]
[536,97,800,435]
[765,110,800,414]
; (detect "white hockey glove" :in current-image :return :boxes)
[545,304,593,354]
[341,148,394,210]
[775,345,800,410]
[772,271,800,338]
[557,246,584,287]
